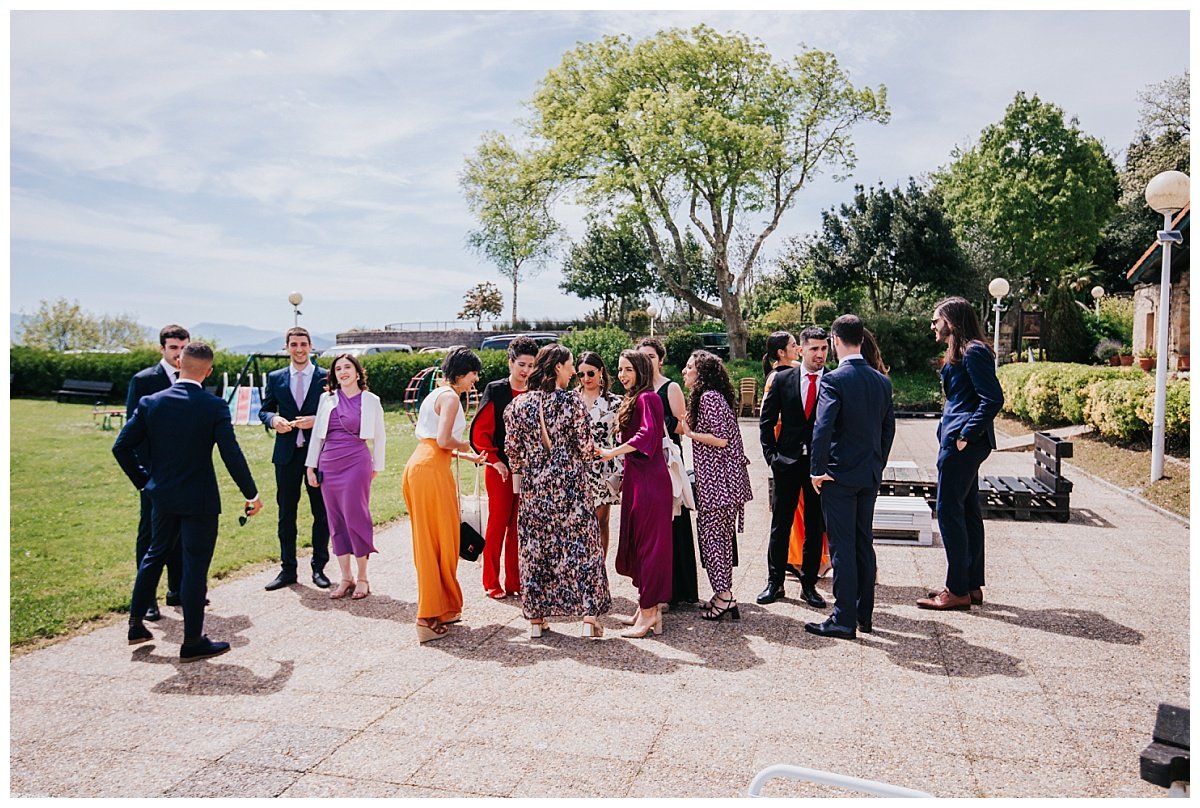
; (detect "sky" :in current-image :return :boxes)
[8,8,1191,338]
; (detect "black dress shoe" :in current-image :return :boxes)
[144,603,162,622]
[265,572,298,591]
[857,620,873,634]
[312,570,332,589]
[179,636,230,662]
[804,618,856,640]
[800,585,827,609]
[128,623,153,645]
[756,582,785,605]
[784,564,804,582]
[164,591,210,607]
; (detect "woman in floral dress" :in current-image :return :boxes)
[576,351,622,557]
[505,345,612,639]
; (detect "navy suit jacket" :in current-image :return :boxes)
[113,383,257,516]
[810,357,896,489]
[937,343,1004,450]
[258,364,327,465]
[126,363,174,466]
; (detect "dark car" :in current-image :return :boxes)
[696,332,731,360]
[478,332,560,352]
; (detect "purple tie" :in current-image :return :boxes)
[292,371,306,447]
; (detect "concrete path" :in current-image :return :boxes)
[9,419,1187,797]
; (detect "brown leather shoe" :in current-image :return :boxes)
[917,589,971,610]
[969,588,983,605]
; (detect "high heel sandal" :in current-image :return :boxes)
[529,619,548,639]
[330,579,355,600]
[580,620,604,639]
[351,579,370,600]
[416,620,449,643]
[620,608,663,639]
[701,594,740,621]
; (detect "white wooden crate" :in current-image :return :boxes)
[872,495,934,546]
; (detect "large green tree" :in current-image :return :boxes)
[560,219,658,328]
[529,25,889,358]
[806,180,971,312]
[937,92,1119,295]
[19,298,147,351]
[460,132,561,326]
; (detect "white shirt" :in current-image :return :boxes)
[159,359,180,382]
[289,361,315,394]
[800,366,825,412]
[415,386,465,441]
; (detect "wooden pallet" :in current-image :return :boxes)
[978,432,1073,522]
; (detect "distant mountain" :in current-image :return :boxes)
[187,322,336,354]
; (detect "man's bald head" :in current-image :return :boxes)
[179,342,215,381]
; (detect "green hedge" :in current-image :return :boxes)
[998,362,1189,450]
[560,327,634,378]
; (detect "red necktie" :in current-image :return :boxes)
[804,372,817,419]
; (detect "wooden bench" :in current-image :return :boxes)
[53,379,114,404]
[978,431,1073,522]
[1140,703,1189,796]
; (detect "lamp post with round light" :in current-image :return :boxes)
[288,291,303,327]
[1143,170,1189,482]
[646,304,659,337]
[987,277,1009,368]
[1090,286,1104,323]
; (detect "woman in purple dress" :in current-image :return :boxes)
[682,350,753,621]
[306,354,386,600]
[598,350,673,638]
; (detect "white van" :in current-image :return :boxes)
[321,343,413,358]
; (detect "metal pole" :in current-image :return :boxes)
[992,299,1002,368]
[1150,212,1172,482]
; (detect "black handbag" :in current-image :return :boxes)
[456,456,486,561]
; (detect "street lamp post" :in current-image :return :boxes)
[1144,170,1189,483]
[646,304,659,337]
[987,277,1009,368]
[288,291,303,327]
[1090,286,1104,323]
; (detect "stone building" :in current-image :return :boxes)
[1127,204,1190,371]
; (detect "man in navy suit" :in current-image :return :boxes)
[114,343,262,661]
[757,325,830,609]
[125,324,190,622]
[806,314,895,640]
[258,326,331,590]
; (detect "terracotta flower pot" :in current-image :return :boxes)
[1177,356,1189,372]
[1138,357,1155,371]
[1108,355,1122,366]
[1119,355,1134,366]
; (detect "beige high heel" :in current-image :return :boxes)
[529,619,549,639]
[416,620,448,643]
[620,608,662,638]
[351,579,370,600]
[330,579,355,600]
[581,619,604,639]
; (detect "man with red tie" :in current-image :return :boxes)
[757,325,829,609]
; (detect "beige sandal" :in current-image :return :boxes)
[351,579,370,599]
[330,579,355,600]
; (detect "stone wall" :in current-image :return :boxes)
[1132,268,1190,369]
[334,329,488,349]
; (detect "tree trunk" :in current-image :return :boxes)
[511,273,519,327]
[723,290,749,360]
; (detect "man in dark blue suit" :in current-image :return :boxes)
[806,315,895,640]
[114,343,262,661]
[125,324,190,622]
[258,327,331,591]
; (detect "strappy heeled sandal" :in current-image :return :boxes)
[416,620,449,643]
[351,579,370,599]
[701,594,741,621]
[329,579,355,600]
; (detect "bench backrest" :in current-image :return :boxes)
[61,379,115,393]
[1033,431,1072,492]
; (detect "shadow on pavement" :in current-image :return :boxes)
[130,645,295,695]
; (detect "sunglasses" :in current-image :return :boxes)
[577,369,599,378]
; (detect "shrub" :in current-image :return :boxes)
[1042,282,1096,363]
[745,328,771,363]
[997,362,1043,420]
[664,331,704,368]
[1020,363,1140,425]
[560,327,633,377]
[1084,378,1152,442]
[862,312,942,374]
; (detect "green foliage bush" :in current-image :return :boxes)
[745,328,771,363]
[664,331,705,367]
[861,312,942,374]
[1018,363,1139,425]
[560,327,634,377]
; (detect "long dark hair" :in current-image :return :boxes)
[575,350,612,396]
[686,350,737,430]
[933,296,991,364]
[325,353,369,394]
[762,330,793,377]
[861,329,889,375]
[527,344,571,392]
[616,350,655,434]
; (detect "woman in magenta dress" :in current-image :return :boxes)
[305,354,386,600]
[598,350,673,638]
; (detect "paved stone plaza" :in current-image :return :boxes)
[9,418,1188,797]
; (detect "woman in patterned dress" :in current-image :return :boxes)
[504,345,612,639]
[575,351,622,557]
[682,350,753,621]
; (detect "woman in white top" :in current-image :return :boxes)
[575,350,622,557]
[305,354,386,600]
[401,347,485,642]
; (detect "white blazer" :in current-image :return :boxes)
[304,389,386,472]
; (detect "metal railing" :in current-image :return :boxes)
[747,764,932,798]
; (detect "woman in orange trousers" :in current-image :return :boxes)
[402,347,484,643]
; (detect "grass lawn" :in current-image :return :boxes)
[996,413,1189,519]
[9,398,435,649]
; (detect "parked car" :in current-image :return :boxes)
[696,332,731,360]
[418,346,448,354]
[320,343,413,358]
[478,332,560,352]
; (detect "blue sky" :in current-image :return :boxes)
[9,9,1190,337]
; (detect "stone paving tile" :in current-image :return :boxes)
[970,755,1098,797]
[130,717,272,761]
[368,697,480,739]
[509,750,638,797]
[403,738,529,795]
[280,772,480,797]
[626,757,747,797]
[161,761,303,797]
[312,730,444,784]
[220,724,354,771]
[9,743,208,797]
